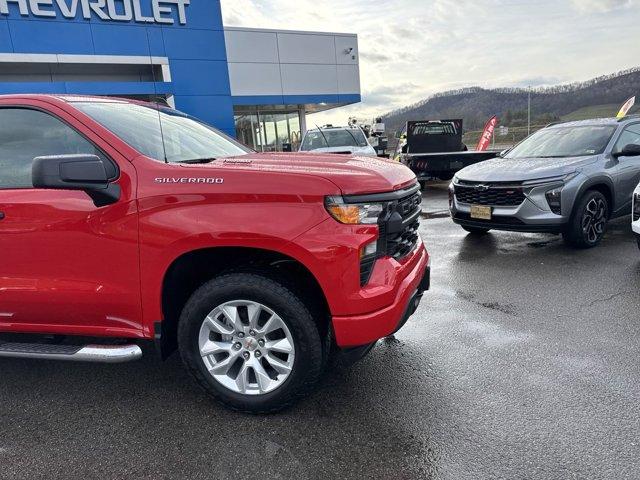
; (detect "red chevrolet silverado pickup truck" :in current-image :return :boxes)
[0,95,430,412]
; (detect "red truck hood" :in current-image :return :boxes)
[183,153,417,195]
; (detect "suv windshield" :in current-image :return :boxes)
[74,101,252,163]
[505,125,616,159]
[300,128,368,151]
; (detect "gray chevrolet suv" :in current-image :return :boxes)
[450,117,640,247]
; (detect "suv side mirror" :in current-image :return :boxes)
[613,144,640,159]
[32,154,120,207]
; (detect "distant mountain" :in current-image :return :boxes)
[383,68,640,137]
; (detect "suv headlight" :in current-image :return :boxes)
[543,172,579,216]
[325,196,388,224]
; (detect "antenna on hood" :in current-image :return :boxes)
[146,29,169,164]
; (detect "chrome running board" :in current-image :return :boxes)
[0,342,142,363]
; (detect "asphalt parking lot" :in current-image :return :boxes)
[1,182,639,480]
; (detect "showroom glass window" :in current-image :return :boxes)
[234,109,303,152]
[613,123,640,153]
[0,108,105,189]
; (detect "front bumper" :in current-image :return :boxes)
[449,179,582,233]
[451,211,564,233]
[332,243,430,347]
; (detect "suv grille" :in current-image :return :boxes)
[454,182,525,207]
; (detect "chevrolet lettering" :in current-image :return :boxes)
[0,0,190,25]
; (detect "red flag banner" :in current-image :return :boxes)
[476,115,499,152]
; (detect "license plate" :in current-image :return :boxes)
[470,205,492,220]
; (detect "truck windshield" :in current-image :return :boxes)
[73,101,252,163]
[300,129,368,151]
[505,125,616,159]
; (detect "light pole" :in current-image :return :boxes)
[527,86,531,136]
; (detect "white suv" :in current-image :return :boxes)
[299,125,378,157]
[633,183,640,249]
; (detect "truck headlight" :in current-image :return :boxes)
[325,196,387,224]
[545,186,563,215]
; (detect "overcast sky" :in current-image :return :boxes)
[220,0,640,124]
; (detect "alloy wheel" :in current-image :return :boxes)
[581,198,607,244]
[198,300,295,395]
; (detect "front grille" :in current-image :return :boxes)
[381,190,422,260]
[357,184,422,286]
[397,191,422,218]
[385,219,420,258]
[634,194,640,221]
[454,183,525,207]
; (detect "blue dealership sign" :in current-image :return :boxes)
[0,0,236,135]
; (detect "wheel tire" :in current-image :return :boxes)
[462,226,491,235]
[178,272,324,413]
[563,190,609,248]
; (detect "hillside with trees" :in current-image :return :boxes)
[383,68,640,142]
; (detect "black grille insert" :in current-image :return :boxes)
[380,190,422,260]
[385,219,420,258]
[634,194,640,222]
[454,183,525,207]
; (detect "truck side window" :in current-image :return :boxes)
[0,108,107,189]
[613,124,640,154]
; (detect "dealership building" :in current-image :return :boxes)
[0,0,361,151]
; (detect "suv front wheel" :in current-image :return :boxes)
[563,190,609,248]
[178,272,323,413]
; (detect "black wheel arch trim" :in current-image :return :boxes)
[571,177,615,218]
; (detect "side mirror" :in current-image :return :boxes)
[32,154,120,207]
[613,144,640,159]
[395,131,402,139]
